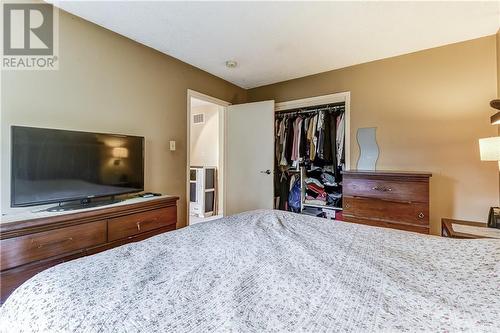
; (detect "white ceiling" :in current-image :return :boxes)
[54,1,500,89]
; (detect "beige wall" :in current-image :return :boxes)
[0,10,246,228]
[497,30,500,99]
[190,104,219,167]
[248,36,499,235]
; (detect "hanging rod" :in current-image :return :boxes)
[276,103,345,117]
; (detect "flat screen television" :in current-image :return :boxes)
[11,126,144,207]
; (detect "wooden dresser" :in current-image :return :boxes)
[342,171,431,234]
[0,196,178,303]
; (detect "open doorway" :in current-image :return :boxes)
[187,91,228,225]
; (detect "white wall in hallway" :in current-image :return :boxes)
[190,104,219,167]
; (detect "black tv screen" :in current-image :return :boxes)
[11,126,144,207]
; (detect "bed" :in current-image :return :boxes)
[1,210,499,332]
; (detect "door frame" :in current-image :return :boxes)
[274,91,351,170]
[186,89,231,226]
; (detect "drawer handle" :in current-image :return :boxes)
[418,212,425,219]
[33,237,73,249]
[345,204,350,209]
[372,186,392,192]
[136,217,159,231]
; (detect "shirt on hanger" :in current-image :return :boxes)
[291,117,303,162]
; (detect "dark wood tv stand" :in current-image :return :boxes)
[0,195,179,303]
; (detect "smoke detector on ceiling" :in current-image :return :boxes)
[225,60,238,68]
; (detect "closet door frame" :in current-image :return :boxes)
[186,89,231,226]
[274,91,351,171]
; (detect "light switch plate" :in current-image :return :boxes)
[169,140,176,151]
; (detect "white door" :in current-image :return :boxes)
[225,100,274,215]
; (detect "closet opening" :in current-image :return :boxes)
[274,92,350,221]
[186,91,229,226]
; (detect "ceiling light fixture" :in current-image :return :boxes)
[225,60,237,69]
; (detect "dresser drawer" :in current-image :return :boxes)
[343,196,429,225]
[343,178,428,203]
[107,207,176,242]
[0,221,106,270]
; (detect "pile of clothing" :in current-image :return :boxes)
[305,177,327,206]
[304,170,342,208]
[320,172,337,186]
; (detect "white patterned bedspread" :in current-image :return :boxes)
[1,210,499,332]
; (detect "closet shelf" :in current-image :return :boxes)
[303,203,343,211]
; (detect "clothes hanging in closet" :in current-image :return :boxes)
[291,117,303,163]
[274,105,346,213]
[275,171,290,210]
[275,109,344,169]
[329,113,338,178]
[284,117,294,163]
[336,113,345,166]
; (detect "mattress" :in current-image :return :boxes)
[1,210,499,332]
